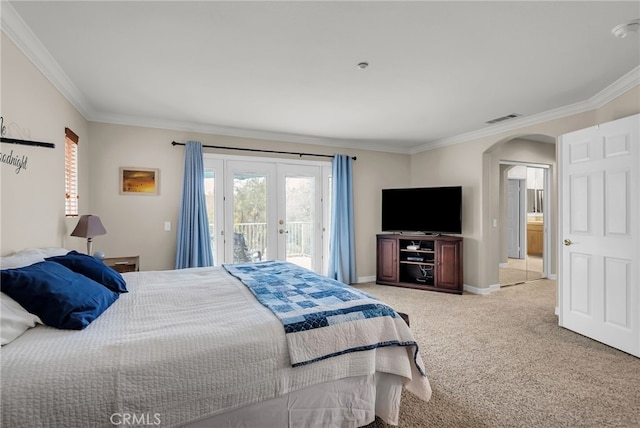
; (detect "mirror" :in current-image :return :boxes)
[527,189,543,213]
[525,167,544,282]
[500,165,546,286]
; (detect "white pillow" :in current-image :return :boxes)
[0,247,69,270]
[0,249,46,270]
[36,247,70,257]
[1,292,42,345]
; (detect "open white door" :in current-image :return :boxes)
[558,114,639,357]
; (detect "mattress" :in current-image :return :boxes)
[1,266,431,427]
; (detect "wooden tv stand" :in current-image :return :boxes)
[376,234,463,294]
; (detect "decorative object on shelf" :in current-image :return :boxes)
[119,167,159,195]
[71,215,107,255]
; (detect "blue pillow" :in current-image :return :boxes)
[46,250,128,293]
[0,261,119,330]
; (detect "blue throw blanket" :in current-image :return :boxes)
[224,260,425,375]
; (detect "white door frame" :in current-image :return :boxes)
[500,160,551,278]
[203,158,225,263]
[204,153,331,273]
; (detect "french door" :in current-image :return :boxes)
[204,155,328,273]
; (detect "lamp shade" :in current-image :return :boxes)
[71,215,107,238]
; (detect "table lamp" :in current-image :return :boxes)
[71,215,107,255]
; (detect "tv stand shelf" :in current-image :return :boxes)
[376,234,463,294]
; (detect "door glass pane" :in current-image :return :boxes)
[204,169,216,262]
[285,176,314,270]
[234,173,267,263]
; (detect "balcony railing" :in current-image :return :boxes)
[209,222,312,260]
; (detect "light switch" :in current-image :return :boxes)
[492,219,497,228]
[164,221,171,231]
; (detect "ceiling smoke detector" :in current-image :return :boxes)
[611,19,640,38]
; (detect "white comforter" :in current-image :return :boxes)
[1,267,431,427]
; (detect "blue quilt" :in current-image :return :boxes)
[224,260,425,375]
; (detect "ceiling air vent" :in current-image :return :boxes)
[486,113,522,124]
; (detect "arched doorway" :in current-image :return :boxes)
[499,162,550,286]
[483,134,556,288]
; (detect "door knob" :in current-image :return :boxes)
[279,229,288,234]
[563,239,573,246]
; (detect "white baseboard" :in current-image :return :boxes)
[359,278,504,295]
[548,273,557,280]
[356,275,376,284]
[463,283,500,295]
[499,262,509,268]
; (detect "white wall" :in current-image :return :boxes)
[1,34,89,254]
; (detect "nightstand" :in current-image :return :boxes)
[103,256,140,273]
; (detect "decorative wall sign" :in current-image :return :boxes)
[120,167,159,195]
[0,117,55,149]
[0,117,29,173]
[0,149,28,174]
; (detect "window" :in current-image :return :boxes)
[65,127,79,216]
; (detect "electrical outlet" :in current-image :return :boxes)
[164,221,171,231]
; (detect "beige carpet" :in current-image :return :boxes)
[356,280,640,428]
[498,267,543,285]
[500,256,544,286]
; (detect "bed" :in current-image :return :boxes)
[1,248,431,427]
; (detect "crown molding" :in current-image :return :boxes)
[95,111,411,155]
[1,2,95,120]
[3,0,638,156]
[409,66,640,154]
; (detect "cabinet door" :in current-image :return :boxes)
[435,240,461,290]
[377,238,398,283]
[527,222,543,255]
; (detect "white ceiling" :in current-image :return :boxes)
[4,1,640,153]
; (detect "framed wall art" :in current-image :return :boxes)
[119,167,159,195]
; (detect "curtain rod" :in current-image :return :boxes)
[171,141,356,161]
[1,137,55,149]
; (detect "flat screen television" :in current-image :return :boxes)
[381,186,462,234]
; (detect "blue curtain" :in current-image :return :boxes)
[328,154,357,283]
[175,141,213,269]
